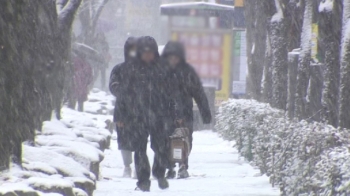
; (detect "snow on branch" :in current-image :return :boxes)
[319,0,334,13]
[271,0,284,22]
[56,0,82,29]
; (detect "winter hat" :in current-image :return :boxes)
[137,36,160,58]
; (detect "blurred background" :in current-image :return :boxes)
[72,0,246,106]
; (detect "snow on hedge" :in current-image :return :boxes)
[216,99,350,195]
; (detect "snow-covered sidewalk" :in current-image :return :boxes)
[95,131,280,196]
[0,89,279,195]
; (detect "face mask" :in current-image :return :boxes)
[129,50,137,58]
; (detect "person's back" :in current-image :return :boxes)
[162,41,212,178]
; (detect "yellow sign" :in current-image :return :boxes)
[235,0,244,7]
[220,34,232,104]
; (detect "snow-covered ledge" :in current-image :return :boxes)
[0,89,114,196]
[215,99,350,195]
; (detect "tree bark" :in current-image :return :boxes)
[262,0,276,103]
[287,51,299,119]
[54,0,82,119]
[262,31,273,103]
[245,0,269,100]
[244,0,256,99]
[319,0,342,127]
[270,0,289,110]
[295,0,313,120]
[308,63,323,121]
[339,0,350,128]
[0,0,82,170]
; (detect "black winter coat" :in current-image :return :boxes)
[162,41,212,125]
[109,37,137,122]
[109,37,138,151]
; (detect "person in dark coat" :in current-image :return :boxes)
[114,36,175,191]
[109,37,138,178]
[161,41,212,179]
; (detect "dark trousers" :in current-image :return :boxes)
[134,117,169,184]
[134,136,150,184]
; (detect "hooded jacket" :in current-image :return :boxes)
[109,37,137,122]
[125,36,174,119]
[112,36,178,123]
[162,41,212,124]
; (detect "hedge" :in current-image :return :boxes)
[215,99,350,196]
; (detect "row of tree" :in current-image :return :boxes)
[0,0,108,171]
[245,0,350,129]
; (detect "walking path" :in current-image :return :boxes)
[94,130,280,196]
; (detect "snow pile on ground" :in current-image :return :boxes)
[84,88,115,116]
[0,89,112,196]
[216,99,350,195]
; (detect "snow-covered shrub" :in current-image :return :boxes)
[216,99,350,195]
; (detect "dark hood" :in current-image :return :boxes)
[161,41,186,62]
[124,36,137,61]
[137,36,160,60]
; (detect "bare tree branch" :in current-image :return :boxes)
[91,0,109,33]
[56,0,82,29]
[56,0,68,14]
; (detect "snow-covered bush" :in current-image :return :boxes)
[216,99,350,195]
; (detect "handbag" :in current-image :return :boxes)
[169,127,191,163]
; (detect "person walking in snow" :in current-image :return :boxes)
[161,41,212,179]
[109,37,138,178]
[112,36,176,191]
[95,33,111,91]
[69,50,93,112]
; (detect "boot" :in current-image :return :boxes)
[135,180,151,192]
[157,177,169,190]
[177,165,189,179]
[166,169,176,179]
[123,166,132,178]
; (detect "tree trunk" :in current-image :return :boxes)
[244,0,256,99]
[339,0,350,128]
[262,0,276,103]
[308,63,323,121]
[270,0,289,110]
[287,50,299,119]
[262,31,273,103]
[245,0,268,100]
[319,0,342,127]
[54,0,82,119]
[0,0,81,170]
[286,0,304,51]
[295,0,313,120]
